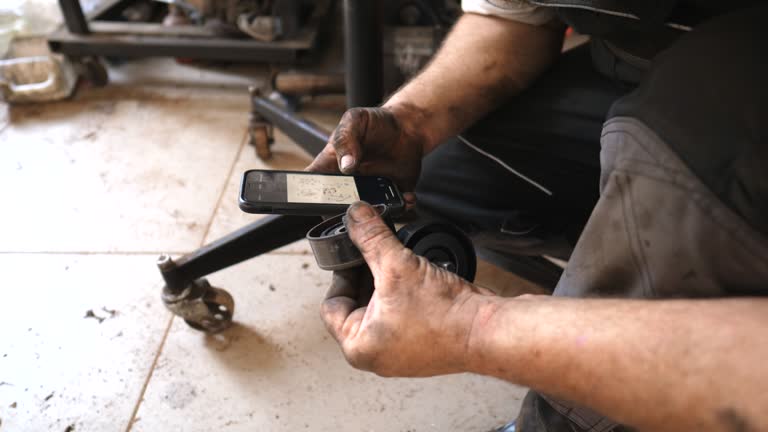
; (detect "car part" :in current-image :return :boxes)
[307,210,477,282]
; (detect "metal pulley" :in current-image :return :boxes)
[306,209,476,282]
[395,220,476,282]
[306,214,366,271]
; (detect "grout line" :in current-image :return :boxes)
[124,313,175,432]
[123,128,247,430]
[199,129,248,245]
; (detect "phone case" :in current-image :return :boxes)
[238,170,405,217]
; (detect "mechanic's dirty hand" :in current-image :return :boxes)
[305,107,425,207]
[320,201,498,377]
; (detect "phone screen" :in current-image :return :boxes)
[285,173,359,204]
[242,170,401,211]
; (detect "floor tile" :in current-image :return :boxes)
[203,109,342,254]
[134,254,526,431]
[0,254,171,432]
[0,87,247,253]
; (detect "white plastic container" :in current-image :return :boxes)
[0,55,77,103]
[0,11,18,58]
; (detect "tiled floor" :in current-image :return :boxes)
[0,58,535,432]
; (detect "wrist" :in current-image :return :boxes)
[381,101,438,155]
[464,294,550,380]
[461,293,504,374]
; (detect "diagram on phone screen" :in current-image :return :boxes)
[287,174,360,204]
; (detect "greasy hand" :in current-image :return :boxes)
[305,107,425,206]
[320,201,498,377]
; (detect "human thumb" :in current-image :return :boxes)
[344,201,404,270]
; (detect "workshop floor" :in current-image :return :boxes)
[0,58,539,432]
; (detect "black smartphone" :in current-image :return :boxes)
[239,169,405,216]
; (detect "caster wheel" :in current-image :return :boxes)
[182,286,235,333]
[251,126,273,160]
[162,277,235,333]
[81,57,109,87]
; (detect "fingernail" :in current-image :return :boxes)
[347,201,377,223]
[340,155,355,172]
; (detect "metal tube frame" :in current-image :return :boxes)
[343,0,383,107]
[49,0,332,63]
[159,215,321,294]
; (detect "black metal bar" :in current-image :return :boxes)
[58,0,90,34]
[161,215,321,292]
[47,31,308,62]
[251,95,330,156]
[87,21,223,37]
[86,0,133,20]
[49,0,333,64]
[343,0,383,107]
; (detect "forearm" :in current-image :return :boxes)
[384,13,564,153]
[467,296,768,431]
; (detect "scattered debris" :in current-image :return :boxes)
[101,307,118,318]
[268,284,276,292]
[301,262,310,269]
[84,309,105,323]
[84,307,117,323]
[44,392,55,401]
[64,424,75,432]
[9,402,16,408]
[0,381,12,387]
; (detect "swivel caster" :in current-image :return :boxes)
[158,255,235,333]
[70,56,109,87]
[249,125,274,160]
[162,278,235,333]
[248,86,275,160]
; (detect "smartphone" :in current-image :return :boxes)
[239,169,405,216]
